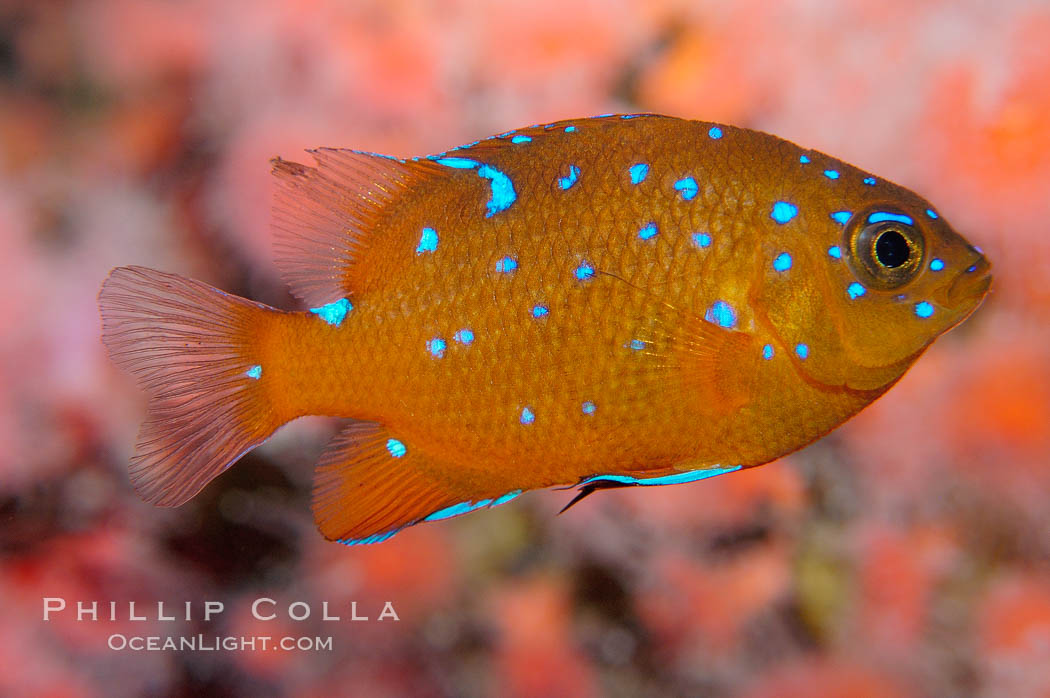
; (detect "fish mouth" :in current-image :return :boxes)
[943,254,992,309]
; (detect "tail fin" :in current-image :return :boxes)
[99,266,284,506]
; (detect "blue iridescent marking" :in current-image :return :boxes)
[340,530,398,546]
[705,300,737,328]
[693,232,712,248]
[495,256,518,273]
[762,344,774,360]
[674,177,698,200]
[930,258,945,271]
[564,125,577,133]
[966,264,977,272]
[558,165,580,190]
[708,126,723,139]
[771,201,799,224]
[511,135,532,144]
[629,339,645,351]
[621,114,642,119]
[828,245,842,259]
[863,177,877,186]
[926,208,938,219]
[386,438,406,458]
[492,490,522,506]
[580,465,742,487]
[868,212,914,225]
[638,222,658,240]
[309,298,352,326]
[453,329,474,344]
[434,157,478,169]
[795,344,809,359]
[575,261,595,280]
[520,407,535,425]
[477,164,516,217]
[629,163,649,184]
[246,365,262,380]
[848,282,867,299]
[823,169,840,180]
[427,337,447,358]
[915,301,935,318]
[773,253,792,272]
[424,499,492,522]
[532,305,549,318]
[582,401,596,415]
[416,226,438,255]
[831,211,852,225]
[799,155,811,164]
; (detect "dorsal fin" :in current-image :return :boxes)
[270,150,444,305]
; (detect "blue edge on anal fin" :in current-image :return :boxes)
[338,466,743,546]
[339,489,524,546]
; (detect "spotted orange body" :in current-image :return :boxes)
[99,114,990,544]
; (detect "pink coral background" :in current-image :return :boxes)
[2,1,1049,696]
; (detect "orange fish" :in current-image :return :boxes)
[99,115,991,545]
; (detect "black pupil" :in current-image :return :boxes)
[874,229,911,268]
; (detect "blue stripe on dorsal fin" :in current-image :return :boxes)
[579,466,741,487]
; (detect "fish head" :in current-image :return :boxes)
[756,181,991,394]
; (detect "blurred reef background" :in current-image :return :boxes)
[1,1,1049,696]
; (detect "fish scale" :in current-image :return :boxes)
[98,114,991,544]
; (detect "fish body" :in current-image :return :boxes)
[99,115,991,544]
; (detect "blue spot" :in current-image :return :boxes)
[340,530,399,546]
[674,176,698,200]
[762,344,774,360]
[847,282,867,299]
[863,177,877,186]
[966,264,978,272]
[629,339,645,351]
[795,344,809,359]
[629,163,649,184]
[799,155,811,164]
[416,226,438,255]
[582,401,596,415]
[246,364,262,380]
[564,125,577,133]
[828,245,842,259]
[495,256,518,273]
[575,261,595,280]
[434,157,478,169]
[831,211,852,225]
[520,407,535,425]
[693,232,712,248]
[868,212,914,225]
[915,301,935,318]
[477,164,516,217]
[708,126,723,139]
[558,165,580,190]
[771,201,799,224]
[386,438,406,458]
[427,337,447,358]
[823,169,840,180]
[930,258,945,271]
[309,298,352,326]
[705,300,737,328]
[532,305,549,318]
[926,208,938,219]
[773,253,792,272]
[511,135,531,144]
[453,329,474,344]
[638,222,658,240]
[580,465,742,487]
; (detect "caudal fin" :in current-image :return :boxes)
[99,266,284,506]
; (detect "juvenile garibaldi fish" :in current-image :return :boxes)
[99,114,991,545]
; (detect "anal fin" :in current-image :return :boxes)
[312,422,521,545]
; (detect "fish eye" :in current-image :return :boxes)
[846,211,925,289]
